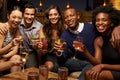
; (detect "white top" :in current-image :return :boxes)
[77,23,84,32]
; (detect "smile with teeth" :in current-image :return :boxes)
[52,20,57,22]
[13,22,18,25]
[68,21,73,25]
[97,26,105,32]
[97,26,104,29]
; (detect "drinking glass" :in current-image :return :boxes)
[19,46,28,72]
[73,36,83,59]
[55,39,66,56]
[48,78,58,80]
[40,38,48,54]
[28,72,39,80]
[39,65,49,80]
[58,67,68,80]
[30,34,39,46]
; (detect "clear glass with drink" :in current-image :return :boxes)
[30,34,39,46]
[28,72,39,80]
[55,39,66,56]
[73,36,83,59]
[39,65,48,80]
[19,45,28,72]
[58,67,68,80]
[48,78,58,80]
[40,38,48,54]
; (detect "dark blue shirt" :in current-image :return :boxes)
[61,23,96,61]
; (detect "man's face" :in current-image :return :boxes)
[24,8,35,26]
[63,9,79,29]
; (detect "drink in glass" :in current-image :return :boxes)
[55,39,66,56]
[73,36,83,59]
[41,38,48,54]
[39,65,48,80]
[58,67,68,80]
[19,47,28,72]
[30,35,39,46]
[28,72,39,80]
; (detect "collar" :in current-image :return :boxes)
[68,23,84,34]
[20,19,36,31]
[77,23,84,32]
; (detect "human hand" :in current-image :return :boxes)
[53,39,63,51]
[53,41,62,56]
[36,40,43,49]
[89,64,103,80]
[12,36,23,46]
[30,39,39,50]
[111,26,120,48]
[0,23,8,35]
[37,39,48,55]
[10,55,24,66]
[73,41,86,52]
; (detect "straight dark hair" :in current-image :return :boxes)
[7,6,22,16]
[23,2,36,13]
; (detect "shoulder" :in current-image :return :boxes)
[34,20,43,27]
[61,29,71,37]
[95,36,103,47]
[83,22,94,28]
[82,22,96,34]
[61,29,69,34]
[0,22,9,29]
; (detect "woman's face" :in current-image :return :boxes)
[95,12,113,33]
[8,10,22,28]
[48,8,60,25]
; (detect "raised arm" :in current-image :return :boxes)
[73,36,103,65]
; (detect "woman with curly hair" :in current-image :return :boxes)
[84,4,120,80]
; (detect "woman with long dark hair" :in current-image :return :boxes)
[37,5,64,72]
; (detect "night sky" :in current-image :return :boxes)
[25,0,93,11]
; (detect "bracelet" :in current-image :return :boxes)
[56,52,62,56]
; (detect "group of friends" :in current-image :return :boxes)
[0,2,120,80]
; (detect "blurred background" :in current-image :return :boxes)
[0,0,120,23]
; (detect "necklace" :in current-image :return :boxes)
[68,28,79,34]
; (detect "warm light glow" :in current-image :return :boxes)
[17,0,20,2]
[66,2,70,8]
[39,1,43,7]
[103,0,106,6]
[110,0,120,10]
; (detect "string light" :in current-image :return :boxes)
[17,0,20,2]
[103,0,106,6]
[66,2,70,8]
[39,0,43,7]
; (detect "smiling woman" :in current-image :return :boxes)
[0,6,24,76]
[85,4,120,80]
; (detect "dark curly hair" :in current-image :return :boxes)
[92,4,120,30]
